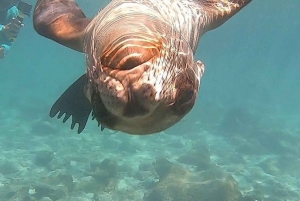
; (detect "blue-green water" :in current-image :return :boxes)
[0,0,299,200]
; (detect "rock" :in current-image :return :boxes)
[34,150,55,167]
[88,159,118,188]
[258,158,280,176]
[0,160,19,175]
[0,185,31,201]
[153,157,186,180]
[139,162,154,171]
[75,176,100,193]
[141,179,156,190]
[135,170,153,181]
[177,143,211,171]
[42,170,75,192]
[144,158,243,201]
[30,183,67,200]
[218,107,258,137]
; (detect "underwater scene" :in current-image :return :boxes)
[0,0,299,200]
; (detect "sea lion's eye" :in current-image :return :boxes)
[185,90,194,103]
[180,89,194,105]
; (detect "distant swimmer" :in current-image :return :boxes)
[0,0,32,59]
[33,0,252,134]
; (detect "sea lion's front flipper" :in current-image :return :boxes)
[50,74,92,134]
[33,0,91,52]
[198,0,252,34]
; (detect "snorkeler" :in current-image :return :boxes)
[0,0,32,59]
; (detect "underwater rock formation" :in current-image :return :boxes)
[0,160,19,175]
[177,142,211,171]
[144,157,244,201]
[34,150,55,167]
[75,158,119,193]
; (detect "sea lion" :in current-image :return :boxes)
[33,0,252,134]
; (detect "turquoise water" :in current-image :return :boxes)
[0,0,299,200]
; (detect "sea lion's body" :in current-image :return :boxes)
[33,0,252,134]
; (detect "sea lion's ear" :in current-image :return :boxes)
[198,0,252,34]
[33,0,92,52]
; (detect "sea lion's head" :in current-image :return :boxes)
[83,8,204,134]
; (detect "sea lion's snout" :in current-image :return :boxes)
[86,35,161,121]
